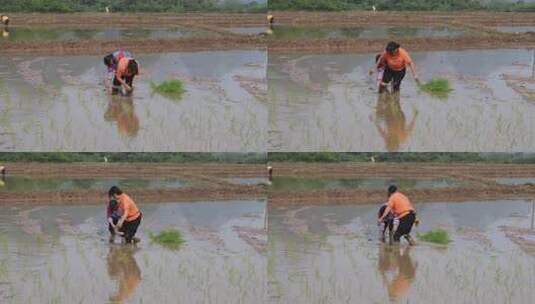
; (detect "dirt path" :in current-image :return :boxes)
[1,162,535,205]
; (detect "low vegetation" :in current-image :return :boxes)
[149,229,185,250]
[417,229,452,244]
[151,80,186,101]
[419,78,453,98]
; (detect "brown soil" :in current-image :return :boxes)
[6,13,268,28]
[2,162,535,205]
[2,12,535,55]
[267,33,535,54]
[270,11,535,27]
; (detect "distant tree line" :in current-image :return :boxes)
[268,0,535,11]
[0,153,267,163]
[0,0,267,13]
[268,153,535,163]
[2,153,534,163]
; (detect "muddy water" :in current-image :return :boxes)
[496,177,535,185]
[0,26,216,42]
[271,177,464,191]
[0,200,267,303]
[0,176,189,192]
[270,25,468,39]
[267,200,535,303]
[268,49,535,152]
[0,50,267,151]
[496,26,535,33]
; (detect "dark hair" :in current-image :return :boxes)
[127,59,139,76]
[375,53,382,63]
[103,54,114,67]
[109,199,119,210]
[388,185,397,195]
[386,41,400,54]
[108,186,123,197]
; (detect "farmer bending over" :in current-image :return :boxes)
[378,185,417,245]
[377,41,419,93]
[109,186,142,244]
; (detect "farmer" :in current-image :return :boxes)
[376,41,419,92]
[378,185,416,245]
[1,15,9,26]
[109,186,142,244]
[375,91,418,152]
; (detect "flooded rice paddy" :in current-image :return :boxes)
[0,50,267,151]
[271,177,464,191]
[267,49,535,152]
[269,25,469,39]
[267,200,535,303]
[0,199,533,303]
[0,176,189,192]
[226,27,268,35]
[0,26,217,42]
[0,200,268,303]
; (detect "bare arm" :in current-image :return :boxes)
[378,205,392,222]
[408,62,419,82]
[117,211,128,229]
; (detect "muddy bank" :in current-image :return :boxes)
[3,32,529,56]
[5,13,268,28]
[1,162,267,178]
[2,162,535,205]
[267,32,535,54]
[269,162,535,179]
[0,36,267,55]
[270,11,535,27]
[269,184,535,205]
[0,185,265,205]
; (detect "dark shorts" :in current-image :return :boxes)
[394,211,416,241]
[112,75,135,95]
[382,67,406,91]
[120,213,142,243]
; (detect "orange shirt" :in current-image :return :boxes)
[381,48,412,71]
[116,57,130,79]
[117,193,140,222]
[387,192,414,218]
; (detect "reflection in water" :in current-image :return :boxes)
[378,245,417,301]
[2,28,8,38]
[375,91,418,152]
[104,96,140,137]
[107,245,141,303]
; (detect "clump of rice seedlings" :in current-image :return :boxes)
[417,229,452,245]
[149,229,185,250]
[419,78,453,98]
[151,80,186,101]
